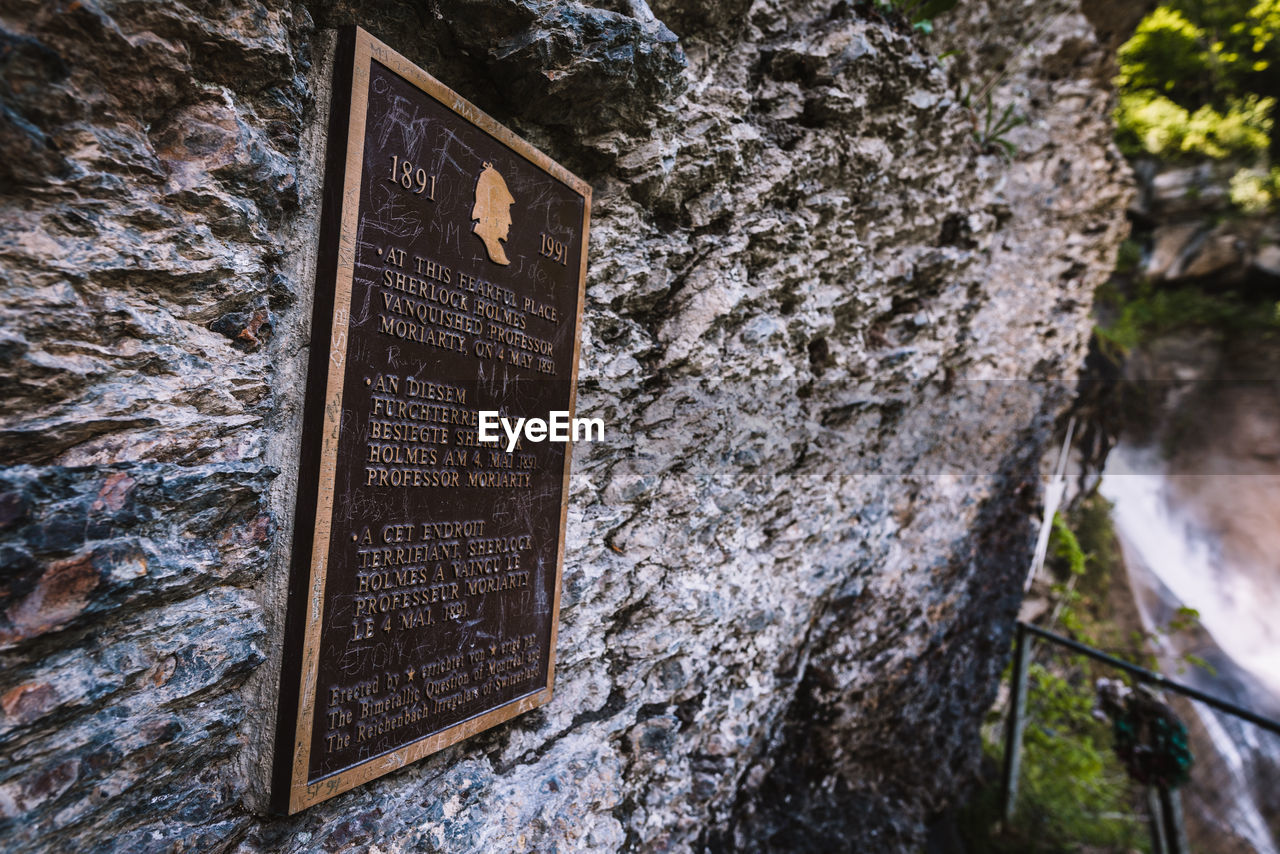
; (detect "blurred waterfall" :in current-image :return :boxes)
[1101,443,1280,854]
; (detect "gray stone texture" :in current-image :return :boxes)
[1130,158,1280,284]
[0,0,1132,850]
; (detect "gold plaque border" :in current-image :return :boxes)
[284,26,591,815]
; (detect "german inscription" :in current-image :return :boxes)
[274,28,590,814]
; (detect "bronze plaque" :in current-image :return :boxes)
[272,27,590,814]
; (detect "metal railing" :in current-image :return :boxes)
[998,621,1280,854]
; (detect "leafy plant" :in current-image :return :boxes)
[1113,0,1280,159]
[960,89,1028,156]
[874,0,960,30]
[1117,7,1217,102]
[1015,665,1151,851]
[959,662,1151,853]
[1166,605,1202,634]
[1115,91,1274,159]
[960,494,1214,852]
[1095,280,1280,362]
[1049,512,1087,577]
[1182,653,1217,676]
[1229,164,1280,210]
[1114,238,1145,275]
[1174,0,1280,95]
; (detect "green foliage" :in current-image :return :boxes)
[1168,0,1256,39]
[1245,0,1280,60]
[1070,493,1124,609]
[1117,7,1216,101]
[959,494,1216,852]
[959,664,1150,853]
[1050,500,1218,679]
[1095,280,1280,362]
[1049,512,1087,577]
[1115,238,1145,275]
[1190,0,1280,90]
[1052,583,1087,636]
[959,89,1028,156]
[1045,496,1140,654]
[1229,164,1280,210]
[874,0,959,29]
[1013,665,1150,851]
[1114,0,1280,160]
[1167,605,1201,633]
[1182,653,1218,676]
[1125,607,1219,676]
[1114,92,1274,159]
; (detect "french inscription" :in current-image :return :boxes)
[275,27,589,814]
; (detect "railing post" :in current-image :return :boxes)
[1001,622,1032,828]
[1159,786,1188,854]
[1147,787,1169,854]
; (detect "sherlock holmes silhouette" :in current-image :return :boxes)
[472,162,515,265]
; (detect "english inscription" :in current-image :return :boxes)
[274,27,589,813]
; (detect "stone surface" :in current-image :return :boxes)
[1138,177,1280,285]
[1147,222,1205,281]
[0,0,1131,851]
[1255,245,1280,278]
[1131,158,1236,220]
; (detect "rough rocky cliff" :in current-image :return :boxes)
[0,0,1132,850]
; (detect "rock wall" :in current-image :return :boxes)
[0,0,1131,851]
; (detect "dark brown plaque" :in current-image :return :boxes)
[272,27,590,814]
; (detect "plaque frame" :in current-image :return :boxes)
[271,25,590,815]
